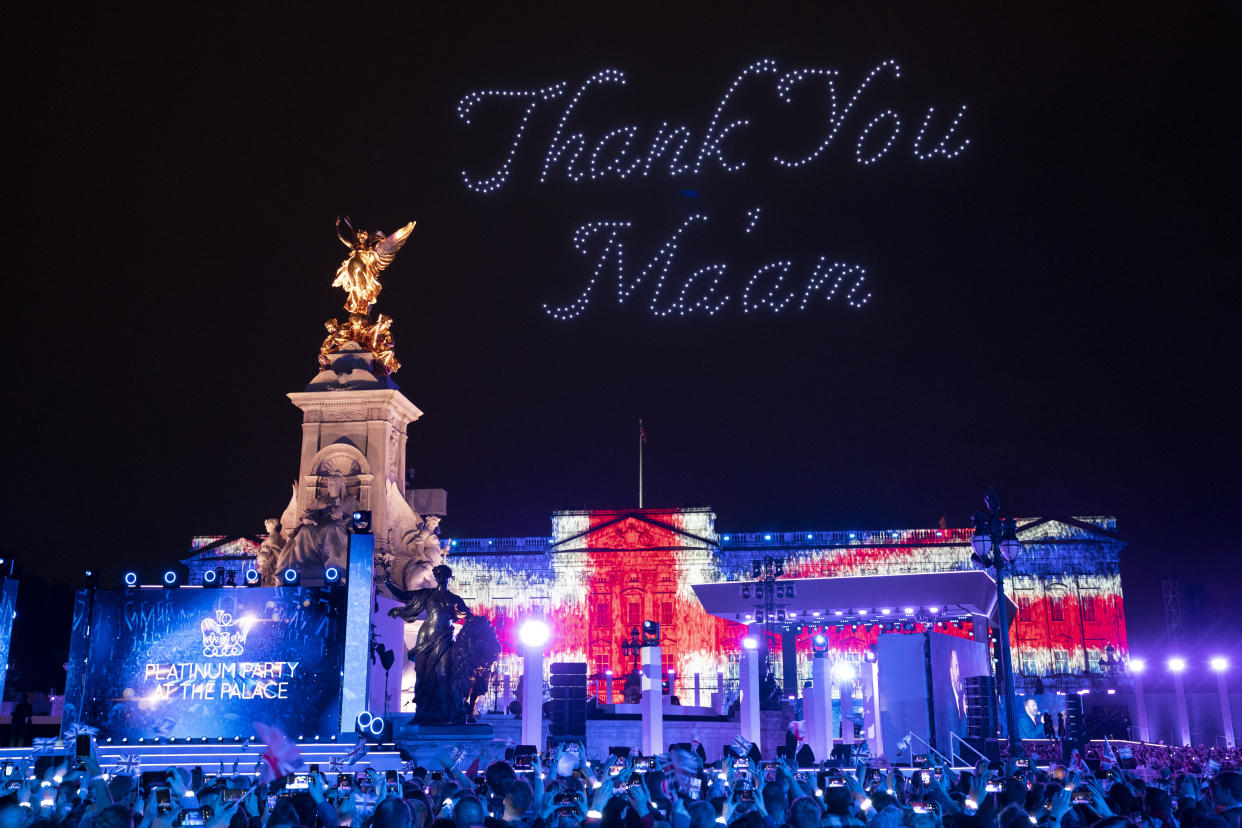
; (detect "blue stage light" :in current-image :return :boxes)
[162,570,179,588]
[202,568,219,587]
[244,568,260,586]
[324,566,341,584]
[124,571,139,587]
[282,568,300,585]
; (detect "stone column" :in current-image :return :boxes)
[740,640,762,750]
[806,653,833,761]
[860,657,883,759]
[641,643,664,755]
[522,644,544,748]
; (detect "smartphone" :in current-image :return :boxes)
[911,802,936,814]
[738,787,755,802]
[221,789,246,804]
[266,795,277,812]
[179,808,207,826]
[1016,758,1031,769]
[514,745,537,772]
[732,758,749,769]
[310,764,320,774]
[337,774,354,793]
[985,779,1004,794]
[920,771,932,785]
[554,793,574,805]
[828,776,847,788]
[385,770,399,785]
[912,754,928,766]
[933,767,944,780]
[1072,789,1093,805]
[688,777,702,800]
[75,734,92,758]
[287,774,312,791]
[634,757,654,772]
[429,771,445,781]
[155,787,172,810]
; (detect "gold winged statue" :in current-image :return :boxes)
[320,217,416,375]
[334,217,417,315]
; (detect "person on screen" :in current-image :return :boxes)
[1019,697,1045,739]
[946,649,967,736]
[1043,711,1057,739]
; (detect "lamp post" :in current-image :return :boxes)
[1210,657,1235,748]
[1129,658,1150,742]
[519,616,551,749]
[970,485,1025,758]
[1168,657,1190,746]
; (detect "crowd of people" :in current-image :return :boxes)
[2,740,1242,828]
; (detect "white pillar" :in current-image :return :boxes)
[806,653,833,761]
[861,658,882,758]
[1132,672,1150,742]
[641,644,664,755]
[522,645,544,748]
[605,671,614,705]
[740,643,762,750]
[1218,671,1236,748]
[693,673,701,708]
[1173,671,1191,746]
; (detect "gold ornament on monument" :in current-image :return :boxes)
[320,217,416,375]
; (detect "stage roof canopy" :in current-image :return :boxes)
[691,570,1017,627]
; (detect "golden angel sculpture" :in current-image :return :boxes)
[334,217,416,315]
[319,217,416,375]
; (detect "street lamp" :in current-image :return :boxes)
[1168,657,1190,746]
[519,616,551,748]
[970,484,1025,758]
[1129,658,1150,742]
[1210,657,1235,747]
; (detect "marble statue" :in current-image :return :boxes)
[272,470,355,581]
[386,565,500,724]
[257,518,283,583]
[384,479,447,590]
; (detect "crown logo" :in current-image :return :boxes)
[201,610,250,658]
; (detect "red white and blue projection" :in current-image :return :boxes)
[446,510,1127,700]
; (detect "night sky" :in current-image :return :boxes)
[5,3,1240,681]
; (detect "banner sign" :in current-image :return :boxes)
[63,587,346,740]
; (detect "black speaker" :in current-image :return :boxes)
[549,662,587,739]
[1064,694,1086,742]
[963,676,998,740]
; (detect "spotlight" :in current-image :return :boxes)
[642,619,660,645]
[1210,657,1229,672]
[350,510,372,533]
[281,568,300,586]
[162,570,179,589]
[741,636,759,650]
[928,606,940,614]
[1167,657,1187,673]
[518,618,551,648]
[123,571,139,588]
[864,648,878,664]
[324,566,341,584]
[902,607,915,615]
[243,568,261,586]
[355,711,387,741]
[1129,658,1146,673]
[202,568,221,588]
[880,608,891,616]
[811,634,828,656]
[831,662,856,682]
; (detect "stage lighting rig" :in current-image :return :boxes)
[162,570,179,589]
[811,634,829,656]
[243,568,261,586]
[281,568,300,586]
[350,510,372,533]
[642,619,660,646]
[123,571,139,589]
[202,568,223,588]
[324,566,342,585]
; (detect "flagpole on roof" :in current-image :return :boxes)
[638,419,645,509]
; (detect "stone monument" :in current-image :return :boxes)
[261,218,446,588]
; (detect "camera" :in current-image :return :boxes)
[911,802,938,814]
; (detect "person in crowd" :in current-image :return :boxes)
[9,695,33,747]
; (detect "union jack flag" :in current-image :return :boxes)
[61,723,98,741]
[340,737,369,766]
[253,722,303,783]
[112,754,142,775]
[32,737,59,755]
